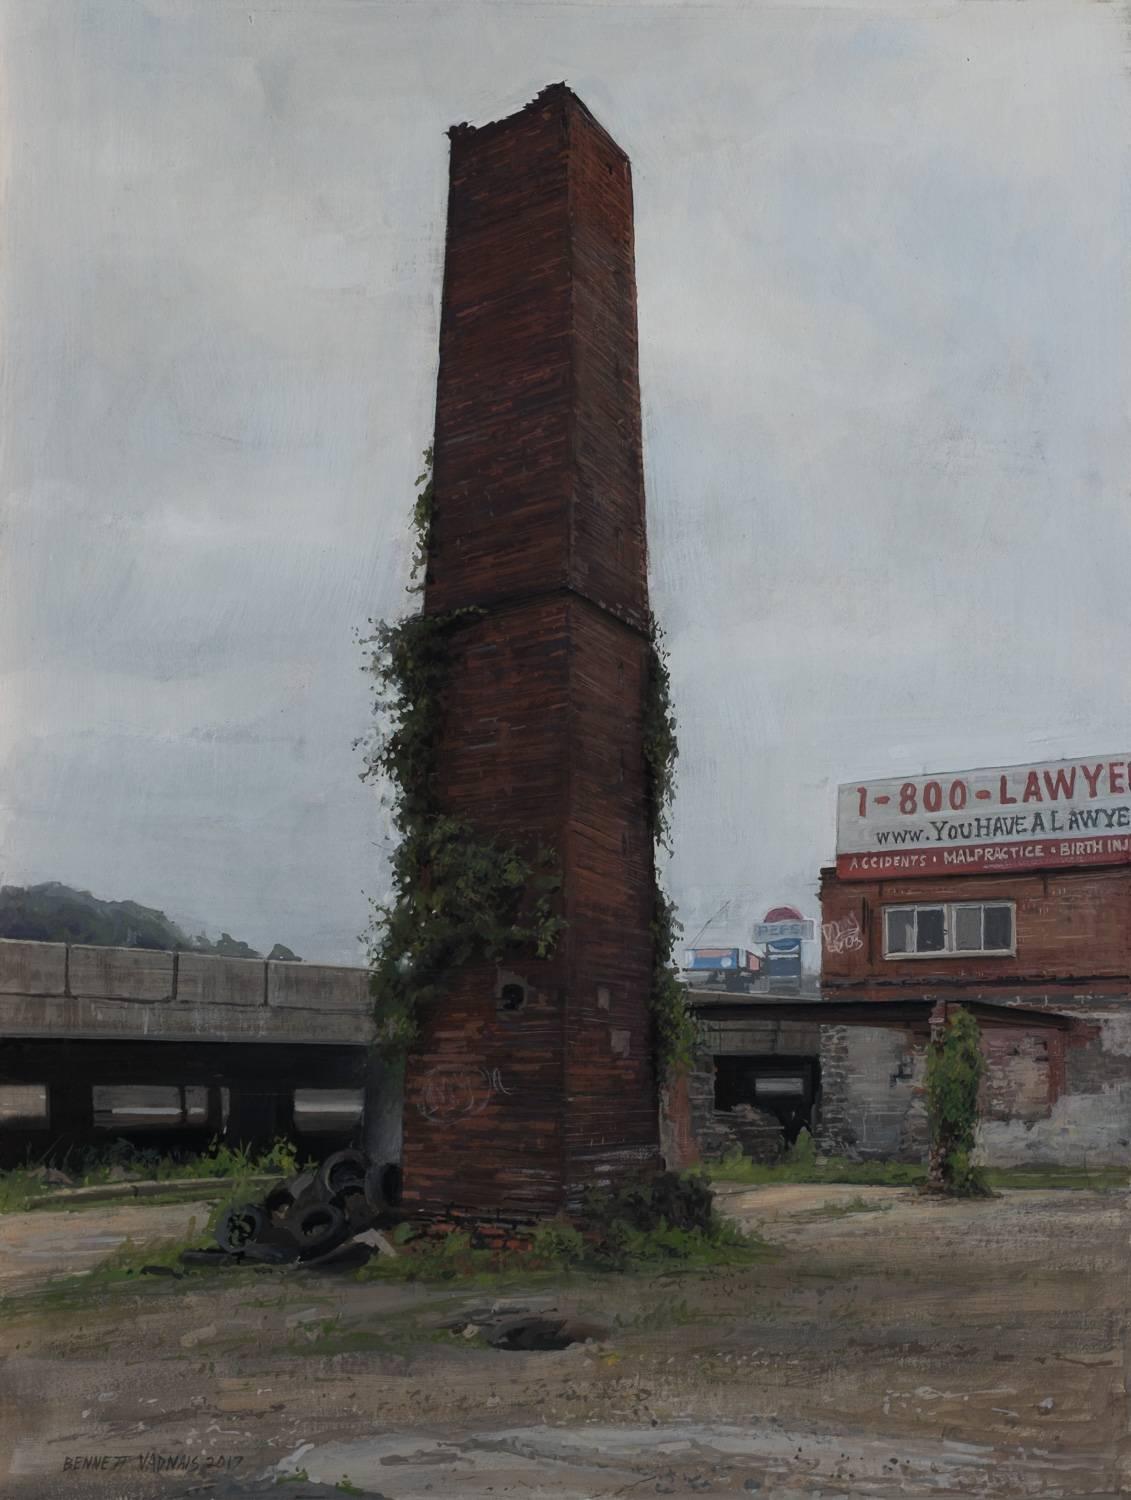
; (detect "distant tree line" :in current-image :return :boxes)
[0,882,300,961]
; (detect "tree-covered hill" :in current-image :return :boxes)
[0,882,300,960]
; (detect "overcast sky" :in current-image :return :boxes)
[1,0,1128,963]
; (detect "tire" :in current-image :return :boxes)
[334,1184,372,1232]
[285,1169,318,1207]
[286,1201,349,1259]
[317,1149,368,1200]
[263,1179,297,1217]
[242,1240,298,1266]
[215,1203,267,1254]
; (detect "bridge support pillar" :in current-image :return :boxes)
[363,1053,403,1169]
[48,1078,93,1151]
[225,1088,291,1151]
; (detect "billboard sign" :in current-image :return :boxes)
[759,906,805,983]
[837,754,1131,880]
[752,918,815,943]
[766,951,801,980]
[681,947,760,973]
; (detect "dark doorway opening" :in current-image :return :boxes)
[713,1054,820,1144]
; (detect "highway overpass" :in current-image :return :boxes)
[0,939,382,1162]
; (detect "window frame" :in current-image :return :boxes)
[882,901,1015,960]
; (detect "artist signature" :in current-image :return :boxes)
[62,1452,244,1474]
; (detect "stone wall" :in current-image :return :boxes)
[817,1005,1131,1168]
[975,1005,1131,1166]
[816,1024,923,1159]
[677,1051,785,1164]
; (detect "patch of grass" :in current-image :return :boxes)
[96,1228,209,1275]
[0,1137,310,1215]
[983,1165,1128,1191]
[0,1215,292,1325]
[795,1195,895,1220]
[709,1153,1128,1193]
[0,1170,41,1214]
[357,1211,769,1287]
[709,1154,924,1188]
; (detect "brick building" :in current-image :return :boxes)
[818,756,1131,1166]
[399,86,663,1218]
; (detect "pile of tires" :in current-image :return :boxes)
[203,1151,403,1267]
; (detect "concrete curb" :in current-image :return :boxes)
[27,1173,279,1207]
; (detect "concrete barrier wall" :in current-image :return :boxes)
[70,945,175,1002]
[0,940,67,996]
[0,939,375,1046]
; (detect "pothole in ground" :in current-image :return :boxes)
[487,1315,610,1351]
[440,1299,610,1351]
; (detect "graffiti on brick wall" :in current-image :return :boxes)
[417,1065,515,1122]
[823,913,864,954]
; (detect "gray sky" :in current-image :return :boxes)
[1,0,1129,964]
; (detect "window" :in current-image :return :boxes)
[884,903,1014,958]
[93,1085,185,1128]
[754,1077,805,1097]
[0,1084,48,1126]
[90,1086,216,1129]
[292,1088,364,1133]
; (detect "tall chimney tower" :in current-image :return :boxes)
[402,85,661,1217]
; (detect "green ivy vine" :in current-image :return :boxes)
[643,615,697,1081]
[361,447,693,1081]
[643,615,679,855]
[925,1006,990,1197]
[359,451,566,1054]
[406,445,434,594]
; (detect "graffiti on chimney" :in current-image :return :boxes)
[823,913,864,955]
[417,1065,514,1122]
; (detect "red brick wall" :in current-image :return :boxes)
[567,98,648,629]
[980,1028,1053,1123]
[563,604,659,1191]
[425,98,571,616]
[820,865,1131,997]
[424,86,648,629]
[659,1065,701,1172]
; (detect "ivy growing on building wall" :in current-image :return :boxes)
[643,616,698,1080]
[358,452,566,1054]
[361,448,695,1079]
[925,1006,991,1197]
[406,445,434,594]
[643,616,679,855]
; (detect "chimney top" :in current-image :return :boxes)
[446,82,623,160]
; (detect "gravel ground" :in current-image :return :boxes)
[0,1184,1125,1499]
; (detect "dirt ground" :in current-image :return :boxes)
[0,1184,1126,1499]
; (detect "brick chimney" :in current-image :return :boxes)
[401,85,661,1216]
